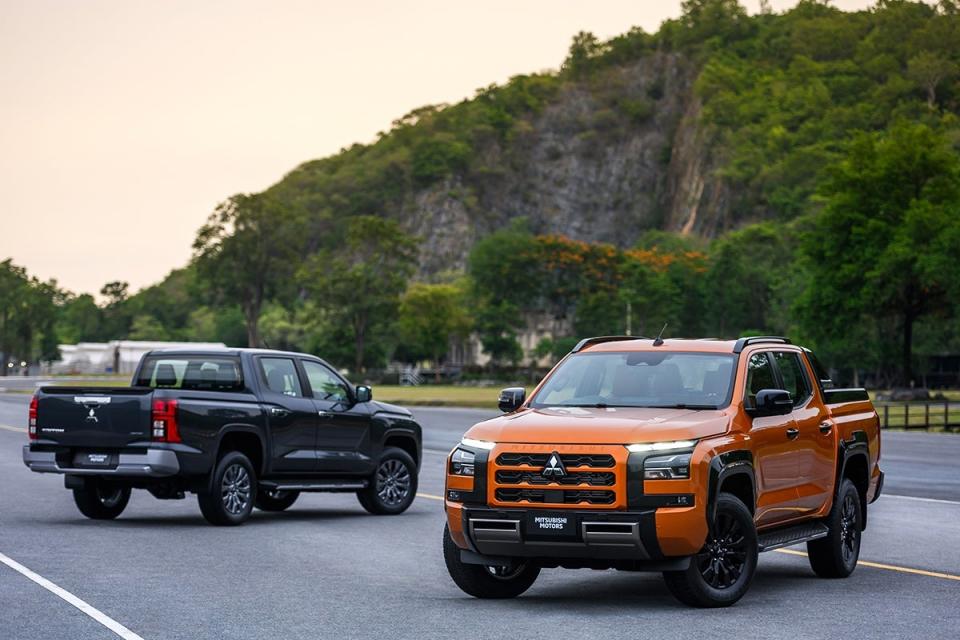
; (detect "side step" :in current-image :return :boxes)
[260,480,368,493]
[758,522,829,552]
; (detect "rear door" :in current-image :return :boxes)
[256,356,318,473]
[300,359,372,473]
[773,350,834,514]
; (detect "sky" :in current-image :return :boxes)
[0,0,876,296]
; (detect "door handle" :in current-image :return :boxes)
[269,407,290,418]
[786,427,800,439]
[819,421,833,434]
[318,410,332,419]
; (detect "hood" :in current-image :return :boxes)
[465,406,730,445]
[370,400,412,417]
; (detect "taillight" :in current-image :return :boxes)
[151,399,180,443]
[28,394,38,440]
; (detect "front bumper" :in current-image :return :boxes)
[22,446,180,477]
[457,506,683,566]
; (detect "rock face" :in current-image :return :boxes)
[396,52,729,276]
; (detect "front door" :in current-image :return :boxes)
[300,360,372,473]
[745,351,801,527]
[257,356,318,473]
[773,351,834,515]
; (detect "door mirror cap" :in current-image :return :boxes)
[747,388,793,417]
[498,387,526,413]
[355,385,373,403]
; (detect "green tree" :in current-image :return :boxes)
[193,193,304,347]
[397,282,472,370]
[299,216,418,372]
[798,122,960,384]
[128,314,171,341]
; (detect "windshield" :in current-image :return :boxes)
[530,351,735,409]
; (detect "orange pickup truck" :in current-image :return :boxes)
[442,336,883,607]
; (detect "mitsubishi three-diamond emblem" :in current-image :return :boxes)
[542,451,567,478]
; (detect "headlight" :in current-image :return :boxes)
[626,440,696,453]
[643,453,692,480]
[461,437,496,450]
[450,448,476,476]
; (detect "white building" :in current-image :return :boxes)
[51,340,227,375]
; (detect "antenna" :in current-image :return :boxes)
[652,323,668,347]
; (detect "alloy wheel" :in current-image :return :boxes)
[376,459,412,506]
[697,511,749,589]
[221,463,252,515]
[840,493,860,564]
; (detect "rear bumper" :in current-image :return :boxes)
[22,446,180,477]
[455,505,690,570]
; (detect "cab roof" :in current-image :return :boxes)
[574,336,793,354]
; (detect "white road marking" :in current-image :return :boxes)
[0,423,26,433]
[885,493,960,506]
[0,551,145,640]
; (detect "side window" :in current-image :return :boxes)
[805,349,834,390]
[744,352,776,408]
[259,358,303,397]
[302,361,350,402]
[774,352,812,406]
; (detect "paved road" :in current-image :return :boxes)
[0,394,958,640]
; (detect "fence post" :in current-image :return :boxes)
[948,401,952,432]
[925,403,930,431]
[904,403,909,429]
[884,404,889,429]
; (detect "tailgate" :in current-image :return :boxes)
[36,387,153,448]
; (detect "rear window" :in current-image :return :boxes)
[135,356,243,391]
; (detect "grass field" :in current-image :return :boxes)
[373,385,516,409]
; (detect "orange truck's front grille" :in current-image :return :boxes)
[489,445,628,509]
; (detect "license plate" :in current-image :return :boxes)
[525,511,576,539]
[75,452,112,467]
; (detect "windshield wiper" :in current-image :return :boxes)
[650,404,718,410]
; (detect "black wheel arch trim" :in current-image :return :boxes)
[836,430,870,529]
[381,428,422,468]
[214,425,268,475]
[707,450,756,524]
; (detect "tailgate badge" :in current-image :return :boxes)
[85,408,98,423]
[74,396,111,423]
[542,452,567,478]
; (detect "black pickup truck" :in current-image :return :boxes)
[23,349,422,526]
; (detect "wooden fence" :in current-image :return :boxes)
[875,401,960,431]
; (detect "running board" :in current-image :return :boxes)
[260,480,368,492]
[758,522,829,552]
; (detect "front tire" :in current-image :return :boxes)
[442,524,540,598]
[357,447,417,515]
[255,489,299,512]
[807,478,862,578]
[73,480,131,520]
[197,451,256,526]
[663,493,758,608]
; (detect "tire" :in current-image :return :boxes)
[807,478,862,578]
[356,447,418,515]
[72,480,131,520]
[663,493,758,608]
[255,489,300,512]
[442,524,540,599]
[197,451,256,526]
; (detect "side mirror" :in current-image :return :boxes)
[747,388,793,417]
[498,387,525,413]
[355,385,373,403]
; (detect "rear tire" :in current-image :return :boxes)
[663,493,758,608]
[197,451,256,526]
[73,481,131,520]
[442,524,540,598]
[357,447,418,515]
[255,489,299,512]
[807,478,862,578]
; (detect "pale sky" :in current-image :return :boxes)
[0,0,875,296]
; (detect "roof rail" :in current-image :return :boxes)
[732,336,791,353]
[570,336,649,353]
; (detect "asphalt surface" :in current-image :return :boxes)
[1,394,958,640]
